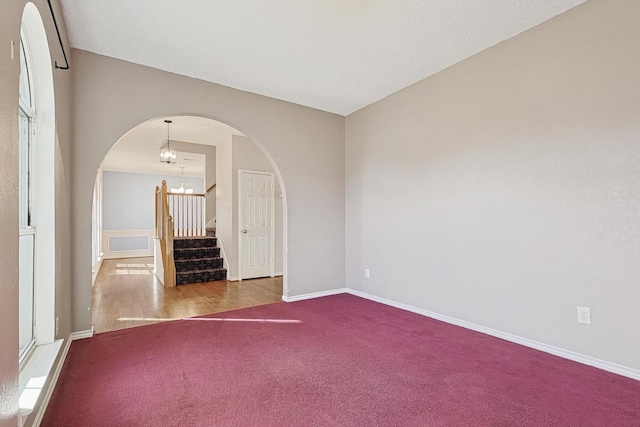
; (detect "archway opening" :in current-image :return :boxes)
[90,114,288,332]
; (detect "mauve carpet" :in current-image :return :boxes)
[42,294,639,426]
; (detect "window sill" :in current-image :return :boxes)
[18,339,63,426]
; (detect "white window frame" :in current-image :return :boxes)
[18,4,61,423]
[18,32,38,365]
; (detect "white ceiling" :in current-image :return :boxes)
[60,0,586,116]
[101,115,244,178]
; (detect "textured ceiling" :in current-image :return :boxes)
[60,0,586,116]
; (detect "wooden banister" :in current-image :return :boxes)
[155,180,207,286]
[155,180,176,288]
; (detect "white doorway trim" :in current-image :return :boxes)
[237,169,275,280]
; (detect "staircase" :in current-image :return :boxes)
[173,228,227,285]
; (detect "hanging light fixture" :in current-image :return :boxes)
[171,167,194,194]
[160,119,177,164]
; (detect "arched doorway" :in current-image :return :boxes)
[90,115,288,332]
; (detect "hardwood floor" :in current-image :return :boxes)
[92,257,283,333]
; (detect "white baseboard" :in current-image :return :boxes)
[346,289,640,381]
[70,328,94,341]
[282,288,346,303]
[274,272,283,276]
[32,328,95,427]
[233,275,283,281]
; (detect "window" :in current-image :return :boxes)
[17,5,60,420]
[18,1,57,367]
[18,35,37,361]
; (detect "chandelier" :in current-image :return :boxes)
[171,167,194,194]
[159,119,177,164]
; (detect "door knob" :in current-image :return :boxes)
[242,229,247,233]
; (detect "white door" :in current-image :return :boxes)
[239,170,274,279]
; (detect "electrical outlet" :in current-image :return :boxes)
[364,268,370,278]
[577,306,591,325]
[56,317,59,335]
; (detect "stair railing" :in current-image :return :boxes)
[155,180,176,288]
[167,192,206,237]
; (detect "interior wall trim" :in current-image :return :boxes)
[103,229,154,259]
[282,288,346,303]
[346,289,640,382]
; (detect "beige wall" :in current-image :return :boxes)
[231,135,284,278]
[0,4,24,422]
[0,1,73,425]
[216,135,284,279]
[346,0,640,372]
[71,49,346,330]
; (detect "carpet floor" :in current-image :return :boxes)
[42,294,639,426]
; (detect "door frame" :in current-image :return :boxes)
[237,169,275,280]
